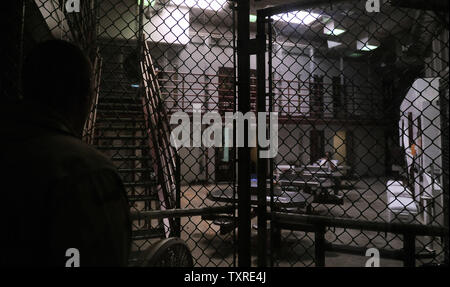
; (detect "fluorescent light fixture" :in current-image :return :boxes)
[323,20,346,36]
[324,28,346,36]
[272,10,320,25]
[138,0,155,7]
[360,44,379,51]
[250,14,257,23]
[327,40,342,49]
[172,0,227,11]
[357,36,379,51]
[131,84,140,88]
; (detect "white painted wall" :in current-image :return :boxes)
[400,77,442,172]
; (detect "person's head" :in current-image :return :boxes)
[325,151,331,159]
[22,39,93,136]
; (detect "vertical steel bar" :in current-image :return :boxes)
[439,76,449,264]
[403,234,416,267]
[175,154,181,238]
[237,0,251,267]
[268,17,275,268]
[315,226,326,267]
[256,12,267,267]
[138,0,144,47]
[232,1,238,267]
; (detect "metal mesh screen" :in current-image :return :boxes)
[253,0,449,267]
[7,0,238,267]
[2,0,449,267]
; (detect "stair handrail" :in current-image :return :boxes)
[82,48,102,144]
[140,40,177,237]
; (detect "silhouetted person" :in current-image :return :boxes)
[0,40,131,266]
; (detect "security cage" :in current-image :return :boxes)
[252,0,449,267]
[2,0,449,267]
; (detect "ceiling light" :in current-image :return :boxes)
[172,0,227,11]
[323,20,346,36]
[272,10,320,25]
[138,0,155,7]
[327,40,342,49]
[324,28,346,36]
[357,36,379,51]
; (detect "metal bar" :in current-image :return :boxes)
[256,12,267,267]
[138,0,144,46]
[325,243,405,261]
[232,0,238,268]
[403,234,416,267]
[259,0,357,17]
[130,205,235,220]
[237,0,252,267]
[175,154,181,238]
[315,226,326,267]
[271,212,449,237]
[267,17,276,268]
[440,75,449,265]
[391,0,449,11]
[140,47,177,236]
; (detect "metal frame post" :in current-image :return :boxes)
[237,0,251,267]
[256,11,267,267]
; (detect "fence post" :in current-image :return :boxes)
[175,154,181,238]
[403,234,416,267]
[315,226,326,267]
[237,0,252,267]
[439,75,449,265]
[256,11,267,267]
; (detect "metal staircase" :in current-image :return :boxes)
[91,41,169,261]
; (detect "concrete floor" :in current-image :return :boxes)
[174,178,443,267]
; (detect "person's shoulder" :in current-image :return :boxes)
[42,134,117,176]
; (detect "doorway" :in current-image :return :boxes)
[310,129,325,163]
[333,130,347,165]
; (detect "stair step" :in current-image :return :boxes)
[118,168,153,173]
[111,156,152,161]
[96,118,145,124]
[131,228,165,240]
[96,126,145,132]
[96,145,148,151]
[96,135,147,141]
[123,181,157,188]
[96,103,142,110]
[127,195,159,202]
[97,110,142,115]
[98,94,141,102]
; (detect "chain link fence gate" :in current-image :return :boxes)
[5,0,239,267]
[2,0,449,267]
[251,0,449,267]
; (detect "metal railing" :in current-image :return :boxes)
[156,70,385,122]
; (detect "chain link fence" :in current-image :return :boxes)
[2,0,449,267]
[253,0,448,267]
